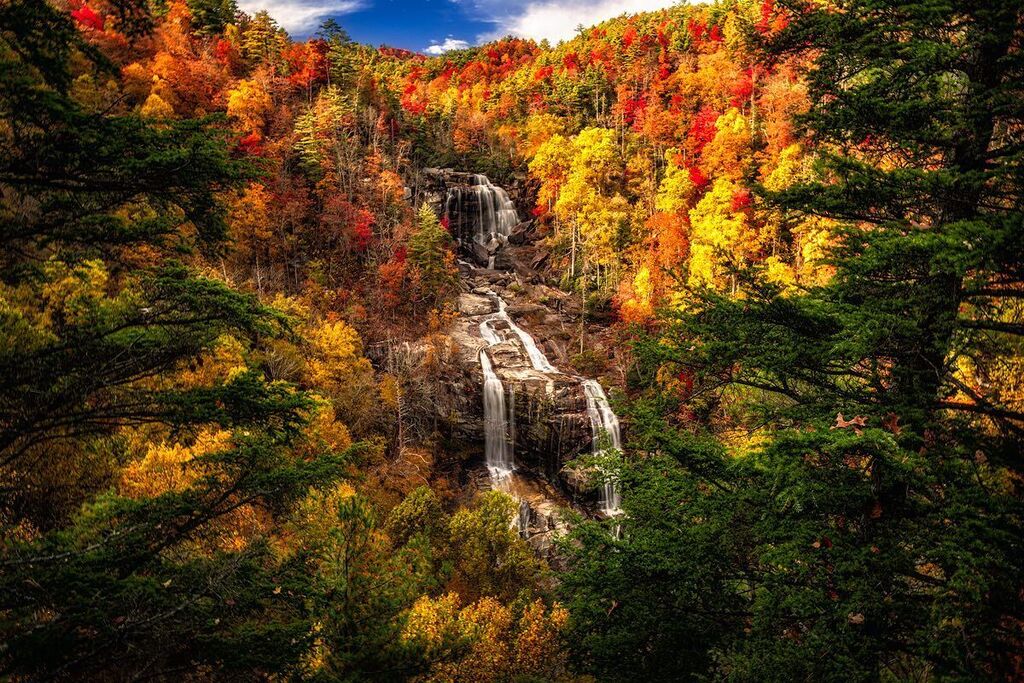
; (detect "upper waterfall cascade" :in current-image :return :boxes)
[445,174,520,246]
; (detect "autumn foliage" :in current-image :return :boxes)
[5,0,1021,680]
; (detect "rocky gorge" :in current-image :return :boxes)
[409,169,626,558]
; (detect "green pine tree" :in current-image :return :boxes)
[562,1,1024,681]
[241,10,286,65]
[409,203,457,305]
[0,1,349,678]
[318,18,358,91]
[185,0,237,36]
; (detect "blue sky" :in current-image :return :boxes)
[236,0,683,52]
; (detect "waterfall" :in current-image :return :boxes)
[480,348,514,480]
[446,174,519,246]
[508,384,517,462]
[466,248,625,518]
[482,287,622,513]
[492,295,558,373]
[582,379,622,515]
[480,317,503,345]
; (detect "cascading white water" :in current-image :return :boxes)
[446,174,519,246]
[481,287,623,513]
[473,175,519,245]
[508,384,516,462]
[458,188,625,517]
[480,347,514,480]
[491,295,558,373]
[582,379,623,515]
[480,317,503,345]
[477,295,549,491]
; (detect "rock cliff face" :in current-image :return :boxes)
[403,170,623,550]
[417,168,538,270]
[451,266,593,485]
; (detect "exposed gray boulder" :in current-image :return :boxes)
[470,241,490,266]
[508,220,535,246]
[458,293,495,317]
[504,302,547,318]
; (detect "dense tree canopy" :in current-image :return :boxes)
[1,0,1021,680]
[562,1,1024,681]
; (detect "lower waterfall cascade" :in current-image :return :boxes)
[478,288,624,515]
[480,338,514,482]
[581,380,623,515]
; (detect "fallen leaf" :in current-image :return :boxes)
[848,612,865,625]
[832,413,868,435]
[882,413,902,435]
[844,454,871,471]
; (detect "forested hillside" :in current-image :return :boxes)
[0,0,1021,681]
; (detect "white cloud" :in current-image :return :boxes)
[237,0,365,34]
[464,0,684,45]
[424,37,472,55]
